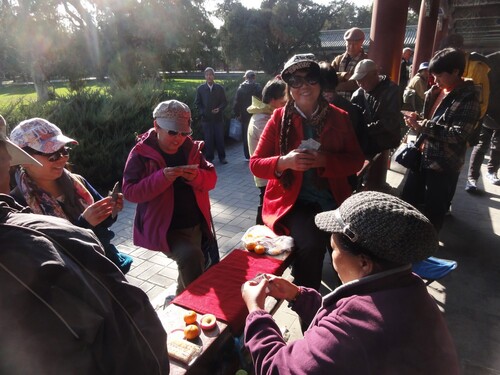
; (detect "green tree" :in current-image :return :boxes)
[323,0,372,29]
[218,0,331,75]
[0,0,220,93]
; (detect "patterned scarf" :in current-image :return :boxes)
[15,167,94,222]
[279,96,330,189]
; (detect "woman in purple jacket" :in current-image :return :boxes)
[123,100,217,294]
[242,191,459,375]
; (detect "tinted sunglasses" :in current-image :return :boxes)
[25,146,71,162]
[167,129,192,137]
[288,75,320,89]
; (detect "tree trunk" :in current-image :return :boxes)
[31,60,49,102]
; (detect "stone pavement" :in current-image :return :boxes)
[111,140,500,374]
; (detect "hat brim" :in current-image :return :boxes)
[281,61,320,83]
[350,71,368,81]
[156,118,191,133]
[38,135,78,154]
[5,140,42,166]
[314,209,343,234]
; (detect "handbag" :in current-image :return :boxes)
[394,133,426,172]
[229,118,242,141]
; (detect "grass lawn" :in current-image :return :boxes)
[0,80,110,108]
[0,78,208,108]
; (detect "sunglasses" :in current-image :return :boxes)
[166,129,192,137]
[288,75,320,89]
[26,146,71,162]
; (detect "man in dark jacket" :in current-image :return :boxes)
[233,70,262,159]
[351,59,402,190]
[399,47,413,101]
[195,67,228,164]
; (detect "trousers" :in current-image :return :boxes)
[281,200,332,291]
[468,127,500,179]
[201,120,226,161]
[402,168,460,233]
[166,225,204,294]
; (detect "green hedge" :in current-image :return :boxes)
[2,78,250,193]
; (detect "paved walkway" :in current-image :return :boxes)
[111,140,500,374]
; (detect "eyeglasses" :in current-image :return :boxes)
[165,129,193,137]
[288,75,320,89]
[26,146,71,162]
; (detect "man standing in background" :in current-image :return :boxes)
[351,59,402,191]
[195,67,228,164]
[331,27,368,100]
[399,47,413,101]
[233,70,262,160]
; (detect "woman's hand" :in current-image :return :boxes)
[305,150,327,169]
[266,276,300,301]
[277,149,316,172]
[241,275,300,313]
[242,276,271,313]
[163,167,183,182]
[181,167,199,181]
[111,193,124,217]
[404,112,423,132]
[82,196,115,226]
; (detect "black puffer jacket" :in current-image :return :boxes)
[352,76,403,155]
[0,194,169,374]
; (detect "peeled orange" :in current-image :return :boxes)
[200,314,217,331]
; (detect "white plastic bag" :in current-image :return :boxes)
[229,118,242,141]
[241,225,294,256]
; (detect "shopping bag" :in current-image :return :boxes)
[229,118,242,141]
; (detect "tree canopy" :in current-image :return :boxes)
[0,0,385,98]
[217,0,373,74]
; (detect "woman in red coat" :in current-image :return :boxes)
[249,54,364,291]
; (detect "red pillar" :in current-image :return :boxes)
[433,15,449,56]
[368,0,410,82]
[412,0,440,77]
[366,0,409,190]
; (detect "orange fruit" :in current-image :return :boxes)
[183,310,197,325]
[246,242,256,251]
[254,244,266,255]
[184,324,200,340]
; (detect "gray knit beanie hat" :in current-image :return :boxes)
[315,191,438,264]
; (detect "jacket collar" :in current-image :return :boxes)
[322,264,412,307]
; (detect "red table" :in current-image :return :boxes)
[153,249,293,374]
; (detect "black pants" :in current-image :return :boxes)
[256,186,266,225]
[281,201,331,290]
[402,168,459,233]
[468,127,500,180]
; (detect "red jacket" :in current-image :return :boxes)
[249,105,364,234]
